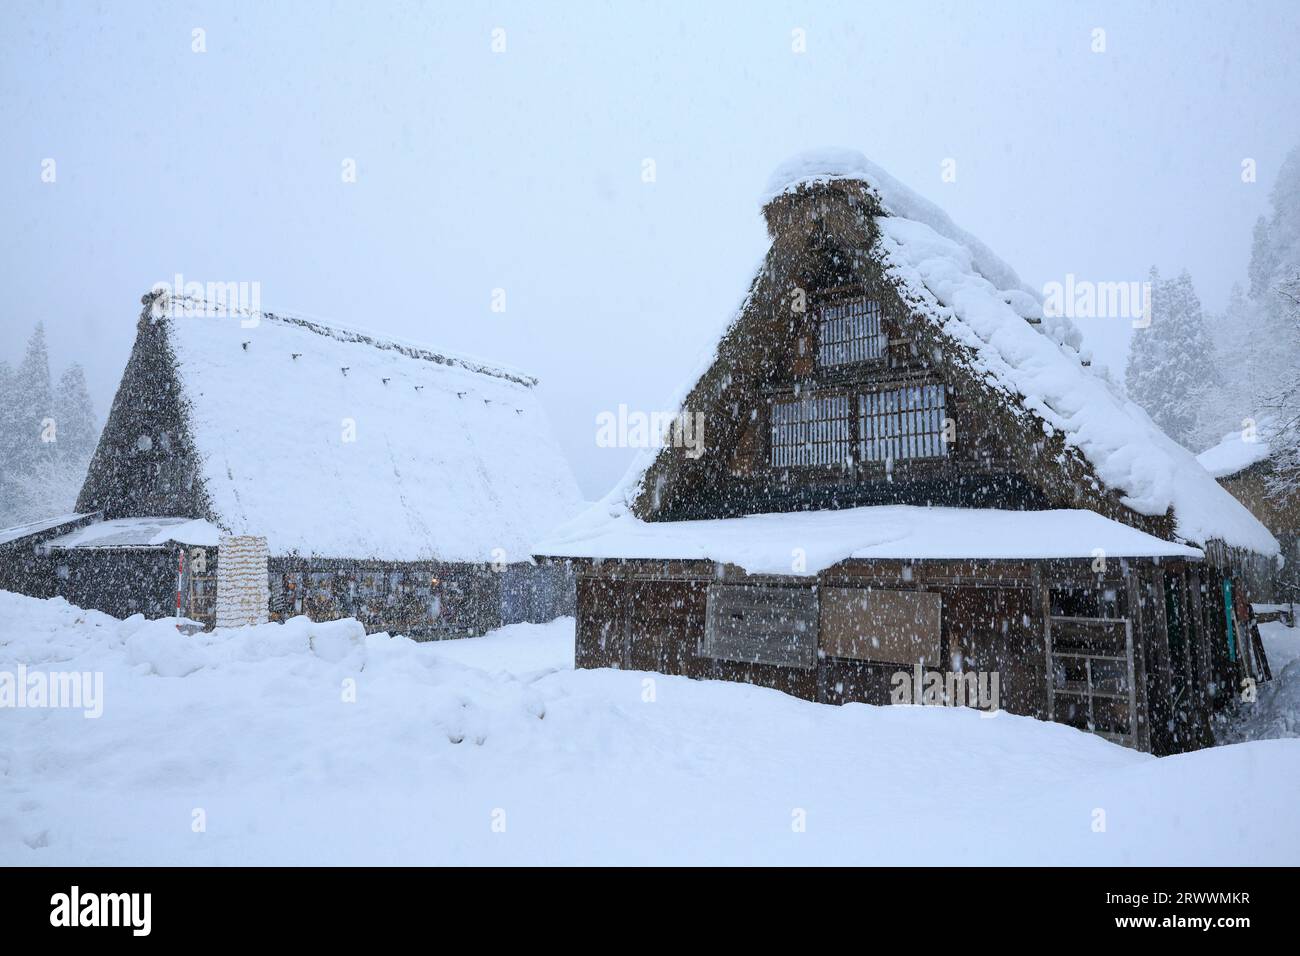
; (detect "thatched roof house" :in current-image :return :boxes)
[1197,423,1298,603]
[2,290,582,635]
[538,149,1277,754]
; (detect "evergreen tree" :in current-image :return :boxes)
[1248,143,1300,497]
[1248,216,1278,300]
[0,360,20,526]
[1209,284,1262,438]
[1124,269,1221,451]
[14,322,55,467]
[54,364,99,465]
[1263,274,1300,499]
[0,325,101,525]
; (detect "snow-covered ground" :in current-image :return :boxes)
[1,590,1297,866]
[1218,620,1300,744]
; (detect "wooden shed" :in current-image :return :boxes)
[537,150,1279,754]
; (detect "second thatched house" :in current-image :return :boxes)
[0,290,583,637]
[537,150,1279,755]
[1197,423,1298,605]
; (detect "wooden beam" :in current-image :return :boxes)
[1124,562,1153,754]
[1146,570,1176,753]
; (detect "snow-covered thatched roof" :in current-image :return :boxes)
[1197,424,1273,480]
[92,293,583,562]
[552,149,1278,559]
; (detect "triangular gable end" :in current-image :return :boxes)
[625,160,1272,559]
[76,293,215,522]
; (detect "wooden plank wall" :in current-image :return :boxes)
[576,559,1049,717]
[574,556,1245,754]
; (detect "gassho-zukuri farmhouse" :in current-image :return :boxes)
[535,150,1280,755]
[0,290,583,638]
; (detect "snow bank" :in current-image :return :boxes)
[1,590,1296,865]
[1221,621,1300,743]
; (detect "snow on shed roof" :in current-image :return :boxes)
[153,294,583,562]
[43,516,223,551]
[0,513,93,548]
[1196,425,1272,480]
[535,505,1201,575]
[592,150,1277,558]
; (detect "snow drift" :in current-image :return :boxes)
[1,590,1296,865]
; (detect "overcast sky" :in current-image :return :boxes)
[3,0,1299,497]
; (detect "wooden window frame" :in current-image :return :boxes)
[701,584,819,669]
[815,295,888,368]
[857,383,948,465]
[765,378,949,474]
[768,391,853,470]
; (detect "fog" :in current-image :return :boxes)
[3,0,1298,497]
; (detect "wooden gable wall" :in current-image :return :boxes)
[631,180,1176,544]
[76,295,214,521]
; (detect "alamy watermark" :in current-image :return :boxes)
[1042,274,1151,328]
[0,666,103,718]
[596,404,705,459]
[890,664,1000,715]
[50,886,150,936]
[149,273,262,327]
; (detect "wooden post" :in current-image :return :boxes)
[1187,567,1214,746]
[1036,565,1053,724]
[1146,569,1176,753]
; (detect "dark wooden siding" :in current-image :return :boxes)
[572,555,1252,754]
[76,307,213,521]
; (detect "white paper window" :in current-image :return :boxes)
[770,394,850,468]
[858,384,947,462]
[817,297,887,367]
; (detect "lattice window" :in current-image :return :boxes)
[858,384,947,462]
[817,297,887,367]
[769,394,850,468]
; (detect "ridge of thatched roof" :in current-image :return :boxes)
[149,291,537,387]
[87,290,582,562]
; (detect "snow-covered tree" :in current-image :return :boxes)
[0,325,100,526]
[1246,145,1300,498]
[54,364,99,465]
[0,326,57,525]
[0,361,21,526]
[1262,276,1300,498]
[1248,216,1278,301]
[15,322,55,461]
[1124,269,1221,451]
